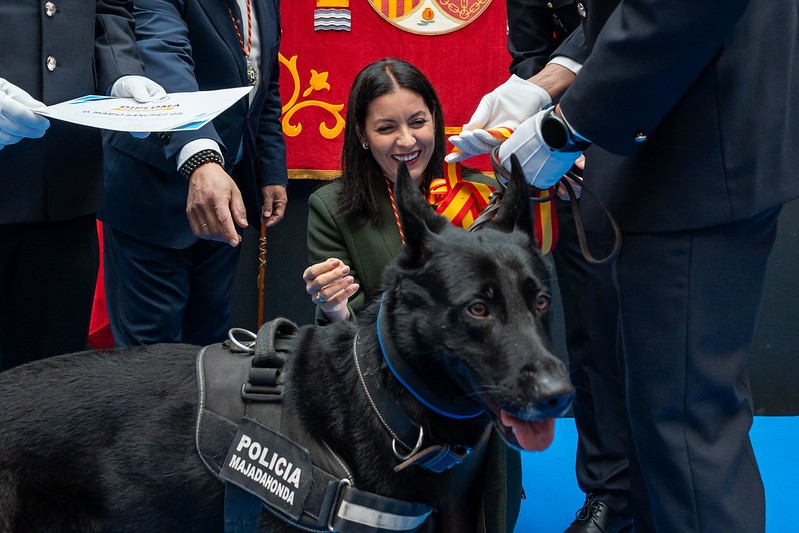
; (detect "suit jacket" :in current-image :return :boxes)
[99,0,288,248]
[507,0,582,78]
[0,0,144,224]
[306,171,522,533]
[559,0,799,232]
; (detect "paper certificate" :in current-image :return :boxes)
[34,87,253,133]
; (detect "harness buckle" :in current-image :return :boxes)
[326,478,351,531]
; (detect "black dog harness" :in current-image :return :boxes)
[194,318,434,532]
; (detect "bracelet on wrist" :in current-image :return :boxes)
[179,149,224,181]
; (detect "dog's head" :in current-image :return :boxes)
[378,158,574,452]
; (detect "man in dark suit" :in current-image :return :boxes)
[453,1,799,530]
[0,0,164,370]
[99,0,288,347]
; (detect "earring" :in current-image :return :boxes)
[362,141,369,149]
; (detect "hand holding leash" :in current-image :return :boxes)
[0,77,50,150]
[446,75,551,163]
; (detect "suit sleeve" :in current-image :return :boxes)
[559,0,751,155]
[552,23,589,65]
[94,0,145,93]
[307,191,365,323]
[255,2,288,188]
[131,0,223,161]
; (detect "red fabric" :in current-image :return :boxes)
[280,1,509,177]
[88,220,114,349]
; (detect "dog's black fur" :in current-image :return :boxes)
[0,159,573,532]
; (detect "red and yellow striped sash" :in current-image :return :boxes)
[446,127,560,253]
[427,162,494,230]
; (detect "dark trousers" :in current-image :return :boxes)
[617,207,780,532]
[102,225,241,347]
[552,197,631,517]
[0,215,99,370]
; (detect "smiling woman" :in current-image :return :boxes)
[302,57,491,325]
[358,88,436,185]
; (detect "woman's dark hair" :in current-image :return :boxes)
[337,58,446,224]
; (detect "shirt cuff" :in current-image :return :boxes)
[177,139,224,171]
[548,56,583,75]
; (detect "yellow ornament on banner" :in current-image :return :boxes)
[367,0,492,35]
[279,53,345,140]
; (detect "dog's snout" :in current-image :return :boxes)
[535,389,574,418]
[519,356,575,417]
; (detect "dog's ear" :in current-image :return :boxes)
[395,162,449,263]
[487,153,534,238]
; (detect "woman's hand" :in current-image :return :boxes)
[303,258,359,322]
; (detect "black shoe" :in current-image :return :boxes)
[563,494,633,533]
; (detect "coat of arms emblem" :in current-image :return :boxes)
[367,0,492,35]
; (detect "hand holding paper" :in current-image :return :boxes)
[33,87,253,134]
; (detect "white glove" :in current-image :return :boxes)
[0,78,51,150]
[446,129,506,163]
[110,75,166,102]
[497,108,582,189]
[110,75,167,138]
[446,75,551,163]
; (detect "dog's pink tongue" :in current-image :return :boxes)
[500,410,556,451]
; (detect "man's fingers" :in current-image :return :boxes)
[0,97,50,139]
[210,201,242,247]
[229,186,248,230]
[261,186,288,227]
[444,149,469,163]
[457,130,500,154]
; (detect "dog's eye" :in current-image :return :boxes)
[535,294,550,313]
[467,302,489,318]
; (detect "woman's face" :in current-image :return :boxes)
[359,88,435,184]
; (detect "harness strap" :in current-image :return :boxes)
[197,325,436,532]
[394,444,472,474]
[220,418,434,532]
[331,485,433,532]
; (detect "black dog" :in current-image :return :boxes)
[0,160,573,532]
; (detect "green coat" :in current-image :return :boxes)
[306,172,522,533]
